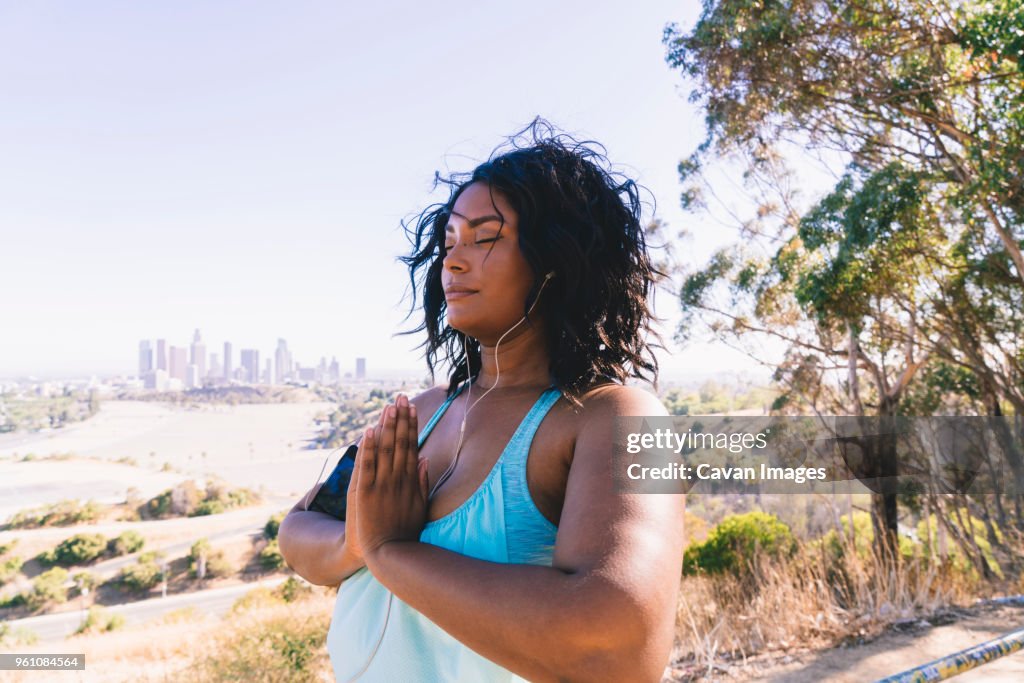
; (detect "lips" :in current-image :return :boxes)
[444,285,478,300]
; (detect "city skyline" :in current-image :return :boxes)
[0,1,792,383]
[135,328,369,389]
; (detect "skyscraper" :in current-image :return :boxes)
[156,339,167,371]
[275,339,293,384]
[190,329,207,379]
[223,341,233,380]
[208,352,221,379]
[240,349,259,384]
[356,357,366,380]
[138,340,153,377]
[169,346,188,382]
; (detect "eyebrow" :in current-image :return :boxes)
[445,211,504,230]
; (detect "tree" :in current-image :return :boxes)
[664,0,1024,557]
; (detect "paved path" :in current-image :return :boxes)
[0,577,287,644]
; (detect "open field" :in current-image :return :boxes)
[0,400,341,520]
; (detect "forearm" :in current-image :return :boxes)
[278,511,364,586]
[367,541,658,682]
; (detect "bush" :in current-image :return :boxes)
[40,533,108,567]
[683,511,797,576]
[141,480,261,519]
[276,576,312,603]
[189,539,233,579]
[191,602,331,681]
[6,499,102,529]
[71,571,98,596]
[118,553,164,592]
[74,605,125,635]
[0,556,24,586]
[0,622,38,647]
[108,530,145,556]
[191,499,226,517]
[264,512,286,541]
[28,567,69,610]
[259,539,286,571]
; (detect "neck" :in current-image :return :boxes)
[471,323,551,390]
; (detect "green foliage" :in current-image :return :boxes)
[276,576,312,603]
[683,511,796,576]
[5,499,102,529]
[140,479,260,519]
[259,539,286,571]
[108,530,145,556]
[0,622,38,647]
[191,605,331,682]
[917,514,1004,579]
[28,567,69,610]
[71,571,98,595]
[74,605,125,635]
[189,539,233,579]
[39,533,108,567]
[0,556,24,586]
[117,553,164,592]
[814,512,918,562]
[264,512,286,541]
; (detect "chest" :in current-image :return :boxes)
[417,394,577,527]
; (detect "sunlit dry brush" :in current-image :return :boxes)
[671,533,979,674]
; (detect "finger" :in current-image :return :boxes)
[373,403,387,442]
[358,427,376,487]
[407,402,419,480]
[396,396,416,481]
[377,404,397,480]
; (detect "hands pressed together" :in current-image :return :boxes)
[345,394,430,567]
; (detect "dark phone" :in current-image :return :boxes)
[307,444,358,520]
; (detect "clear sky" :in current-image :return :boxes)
[0,1,784,381]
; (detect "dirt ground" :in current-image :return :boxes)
[665,603,1024,682]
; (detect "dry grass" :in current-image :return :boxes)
[0,580,334,683]
[668,536,981,679]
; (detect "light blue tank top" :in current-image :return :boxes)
[327,384,562,682]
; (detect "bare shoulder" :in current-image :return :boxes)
[409,385,450,420]
[575,383,667,424]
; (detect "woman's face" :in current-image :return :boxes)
[441,182,538,342]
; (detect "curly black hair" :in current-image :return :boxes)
[399,118,665,406]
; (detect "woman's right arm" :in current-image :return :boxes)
[278,483,365,588]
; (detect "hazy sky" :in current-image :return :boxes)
[1,1,793,381]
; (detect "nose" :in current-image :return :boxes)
[442,239,470,274]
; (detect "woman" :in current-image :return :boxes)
[279,119,685,682]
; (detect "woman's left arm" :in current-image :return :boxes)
[356,389,684,683]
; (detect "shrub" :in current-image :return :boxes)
[259,539,286,571]
[6,499,102,529]
[0,556,24,586]
[40,533,108,567]
[141,480,261,519]
[28,567,69,610]
[0,623,38,647]
[191,499,226,517]
[118,553,164,592]
[71,571,98,596]
[264,512,286,541]
[108,530,145,556]
[189,539,233,579]
[191,602,331,681]
[683,511,797,576]
[74,605,125,635]
[276,576,312,603]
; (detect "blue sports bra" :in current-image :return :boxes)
[326,384,563,681]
